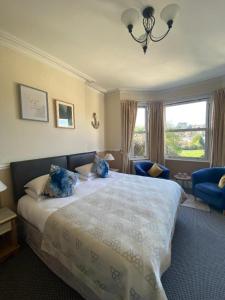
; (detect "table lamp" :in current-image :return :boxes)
[104,153,115,168]
[104,153,115,161]
[0,180,7,208]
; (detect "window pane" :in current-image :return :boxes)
[133,133,146,157]
[165,130,206,158]
[166,101,207,130]
[135,107,146,132]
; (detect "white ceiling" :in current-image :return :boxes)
[1,0,225,92]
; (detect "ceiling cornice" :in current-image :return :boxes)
[0,29,106,93]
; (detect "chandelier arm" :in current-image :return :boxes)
[149,16,156,33]
[130,32,147,44]
[143,18,148,32]
[149,15,171,42]
[148,17,153,31]
[149,28,171,42]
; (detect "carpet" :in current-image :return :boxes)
[181,194,210,212]
[1,207,225,300]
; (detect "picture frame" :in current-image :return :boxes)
[19,84,49,122]
[55,99,75,129]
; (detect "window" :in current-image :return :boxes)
[165,100,210,160]
[131,106,148,158]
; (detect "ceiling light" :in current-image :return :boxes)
[121,4,180,54]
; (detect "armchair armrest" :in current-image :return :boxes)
[159,165,170,179]
[134,165,148,177]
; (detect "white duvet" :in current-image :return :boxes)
[18,172,182,300]
[18,171,122,232]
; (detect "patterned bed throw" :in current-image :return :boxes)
[42,174,182,300]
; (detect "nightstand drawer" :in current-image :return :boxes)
[0,221,12,235]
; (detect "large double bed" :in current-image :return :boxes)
[11,151,183,300]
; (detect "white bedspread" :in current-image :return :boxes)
[40,174,182,300]
[18,171,122,232]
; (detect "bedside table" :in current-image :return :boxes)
[0,207,19,262]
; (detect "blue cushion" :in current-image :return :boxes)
[93,156,109,178]
[195,182,223,198]
[45,165,77,198]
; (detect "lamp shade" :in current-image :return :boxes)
[0,180,7,192]
[160,4,180,23]
[121,8,139,27]
[104,153,115,161]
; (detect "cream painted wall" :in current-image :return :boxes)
[85,86,105,151]
[0,46,105,209]
[0,45,105,164]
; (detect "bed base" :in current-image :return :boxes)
[19,217,100,300]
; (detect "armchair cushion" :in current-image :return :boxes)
[218,175,225,188]
[148,163,163,177]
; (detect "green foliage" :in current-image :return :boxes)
[165,132,182,156]
[135,126,145,133]
[166,131,205,158]
[190,133,205,150]
[179,149,204,158]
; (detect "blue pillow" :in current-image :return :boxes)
[45,165,77,198]
[94,156,109,178]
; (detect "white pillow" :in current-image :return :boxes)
[75,163,96,178]
[25,188,46,201]
[24,174,49,196]
[79,174,96,181]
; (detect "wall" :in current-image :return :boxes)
[0,45,105,209]
[105,76,225,174]
[85,86,105,152]
[105,90,121,151]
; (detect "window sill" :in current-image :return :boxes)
[165,157,210,163]
[130,157,148,161]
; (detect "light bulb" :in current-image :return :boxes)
[160,4,180,24]
[121,8,139,28]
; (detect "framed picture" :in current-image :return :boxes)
[55,99,75,129]
[19,84,49,122]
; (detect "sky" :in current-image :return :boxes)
[135,101,207,127]
[166,101,207,126]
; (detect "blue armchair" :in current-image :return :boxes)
[192,168,225,210]
[134,160,170,179]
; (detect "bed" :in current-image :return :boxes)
[11,152,183,300]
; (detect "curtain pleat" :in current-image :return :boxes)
[211,89,225,167]
[149,102,165,165]
[121,101,137,173]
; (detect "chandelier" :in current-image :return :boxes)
[121,4,180,54]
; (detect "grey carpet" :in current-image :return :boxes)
[0,207,225,300]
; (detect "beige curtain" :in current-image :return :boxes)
[149,102,165,165]
[121,100,137,173]
[211,89,225,167]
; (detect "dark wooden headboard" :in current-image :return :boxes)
[67,151,96,171]
[10,151,96,201]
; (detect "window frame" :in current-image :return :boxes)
[130,105,149,159]
[164,98,212,162]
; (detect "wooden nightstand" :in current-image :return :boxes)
[0,207,19,262]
